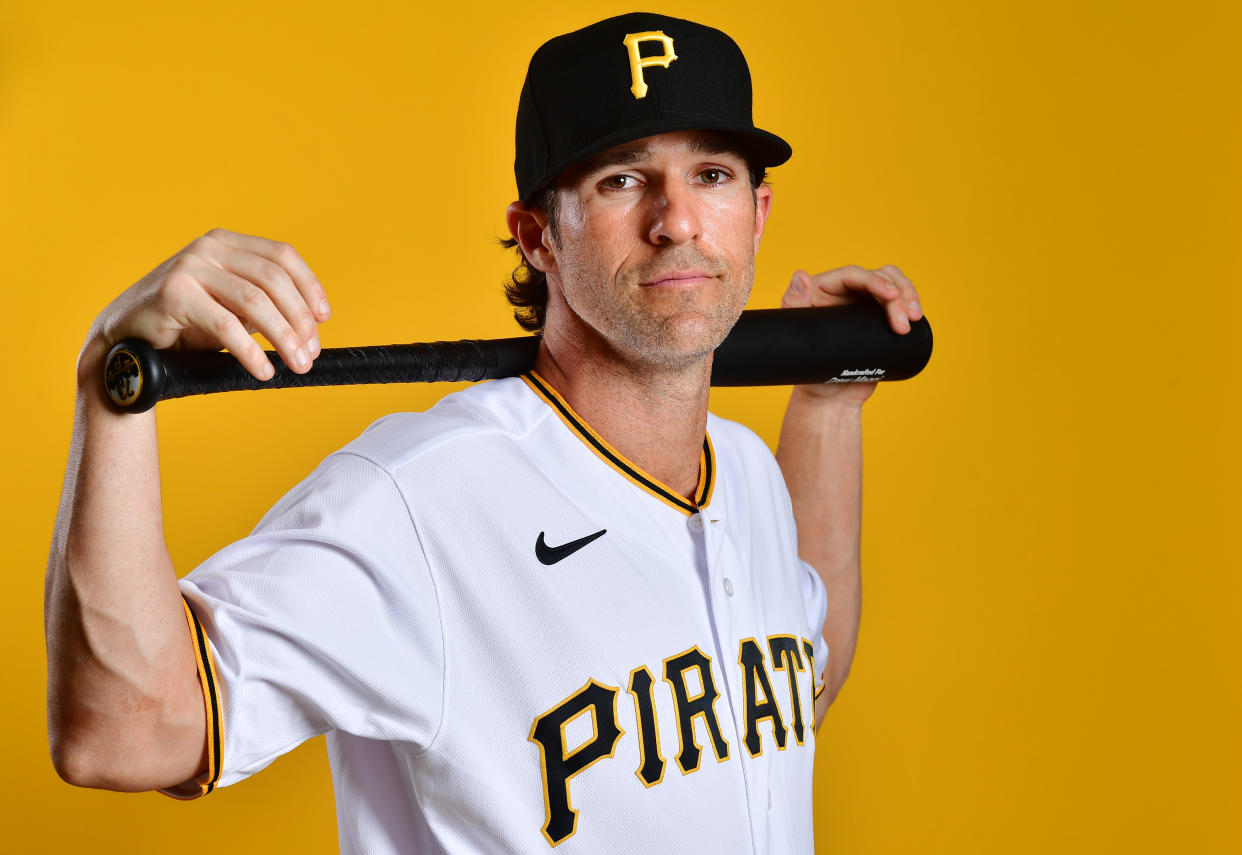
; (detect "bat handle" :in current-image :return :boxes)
[103,339,167,413]
[102,336,544,412]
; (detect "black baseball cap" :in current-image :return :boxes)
[514,12,793,204]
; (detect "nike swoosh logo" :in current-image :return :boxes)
[535,529,607,565]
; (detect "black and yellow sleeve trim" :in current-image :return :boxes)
[162,596,224,799]
[523,371,715,516]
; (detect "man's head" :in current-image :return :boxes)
[502,13,791,355]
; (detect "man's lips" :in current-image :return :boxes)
[639,269,715,287]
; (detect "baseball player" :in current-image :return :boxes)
[46,12,923,854]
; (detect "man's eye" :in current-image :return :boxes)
[602,175,634,190]
[700,168,728,184]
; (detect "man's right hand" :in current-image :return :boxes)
[79,228,331,389]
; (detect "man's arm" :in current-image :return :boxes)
[46,351,210,790]
[45,229,329,789]
[774,265,922,726]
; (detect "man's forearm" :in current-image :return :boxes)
[45,338,206,790]
[776,387,864,713]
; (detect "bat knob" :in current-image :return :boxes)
[104,339,165,412]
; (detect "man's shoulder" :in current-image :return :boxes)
[706,410,776,461]
[335,376,546,473]
[705,410,790,504]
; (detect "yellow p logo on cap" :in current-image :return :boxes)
[623,31,677,99]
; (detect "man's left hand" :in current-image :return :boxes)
[780,264,923,404]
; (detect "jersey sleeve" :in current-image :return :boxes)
[160,450,444,797]
[798,557,831,701]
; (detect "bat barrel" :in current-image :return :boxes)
[713,302,933,386]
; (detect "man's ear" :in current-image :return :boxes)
[506,202,557,274]
[753,184,773,252]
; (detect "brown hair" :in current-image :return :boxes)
[498,186,561,333]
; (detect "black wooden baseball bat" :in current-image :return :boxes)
[102,302,933,413]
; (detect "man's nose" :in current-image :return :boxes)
[647,178,703,245]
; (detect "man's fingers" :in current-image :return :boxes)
[204,228,331,322]
[878,264,922,321]
[205,242,321,356]
[200,265,314,373]
[883,292,912,333]
[868,269,911,333]
[185,297,276,381]
[808,264,898,301]
[784,268,861,308]
[96,229,330,377]
[786,263,924,335]
[781,269,815,308]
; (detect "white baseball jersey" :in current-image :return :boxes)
[163,373,830,854]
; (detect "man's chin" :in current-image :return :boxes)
[615,308,740,369]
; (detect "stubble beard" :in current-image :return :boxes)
[558,245,754,373]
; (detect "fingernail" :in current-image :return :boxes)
[790,277,805,294]
[909,300,921,317]
[261,361,275,380]
[307,335,321,357]
[295,347,310,367]
[318,299,331,317]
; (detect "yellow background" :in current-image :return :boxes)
[4,0,1239,851]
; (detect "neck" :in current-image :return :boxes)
[533,324,712,503]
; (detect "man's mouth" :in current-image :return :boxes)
[639,269,715,288]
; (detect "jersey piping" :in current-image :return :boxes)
[521,371,715,515]
[162,595,224,799]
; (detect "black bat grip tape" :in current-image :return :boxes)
[103,304,932,412]
[104,337,542,413]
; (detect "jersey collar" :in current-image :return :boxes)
[521,371,715,516]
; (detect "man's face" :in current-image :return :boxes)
[537,130,773,368]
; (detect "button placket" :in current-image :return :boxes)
[703,515,736,599]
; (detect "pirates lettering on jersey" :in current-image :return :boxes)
[663,646,731,773]
[529,680,624,846]
[529,634,821,846]
[628,665,666,786]
[768,635,809,745]
[738,637,788,757]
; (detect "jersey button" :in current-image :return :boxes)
[723,577,735,597]
[688,513,705,533]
